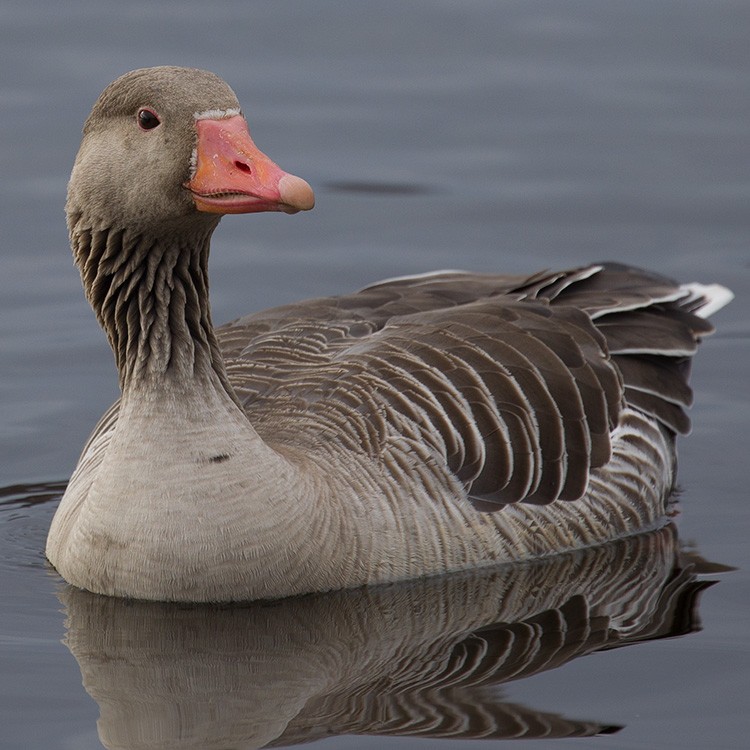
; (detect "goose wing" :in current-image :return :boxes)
[217,263,718,507]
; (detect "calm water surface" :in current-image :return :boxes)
[1,2,749,749]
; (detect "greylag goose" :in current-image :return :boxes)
[46,66,732,602]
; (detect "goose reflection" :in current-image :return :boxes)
[60,525,710,749]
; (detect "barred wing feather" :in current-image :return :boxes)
[216,263,721,509]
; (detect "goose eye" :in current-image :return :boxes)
[137,108,161,130]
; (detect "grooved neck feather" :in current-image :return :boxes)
[68,211,235,398]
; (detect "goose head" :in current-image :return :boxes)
[66,66,314,236]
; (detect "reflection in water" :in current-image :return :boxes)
[0,481,69,510]
[59,525,711,750]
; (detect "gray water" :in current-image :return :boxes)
[1,1,749,748]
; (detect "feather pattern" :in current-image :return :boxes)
[217,262,717,507]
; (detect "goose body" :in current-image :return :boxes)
[46,67,732,602]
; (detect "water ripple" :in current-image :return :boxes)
[0,480,66,572]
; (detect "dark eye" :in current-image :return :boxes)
[137,108,161,130]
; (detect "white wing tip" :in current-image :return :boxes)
[680,282,734,319]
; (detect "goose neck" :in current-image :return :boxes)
[69,215,233,397]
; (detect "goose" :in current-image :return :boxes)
[46,66,732,603]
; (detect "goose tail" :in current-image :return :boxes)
[677,281,734,319]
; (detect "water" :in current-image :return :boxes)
[1,1,748,748]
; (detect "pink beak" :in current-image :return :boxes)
[185,115,314,215]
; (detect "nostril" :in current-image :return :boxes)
[234,161,252,174]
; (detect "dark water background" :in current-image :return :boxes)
[1,1,748,748]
